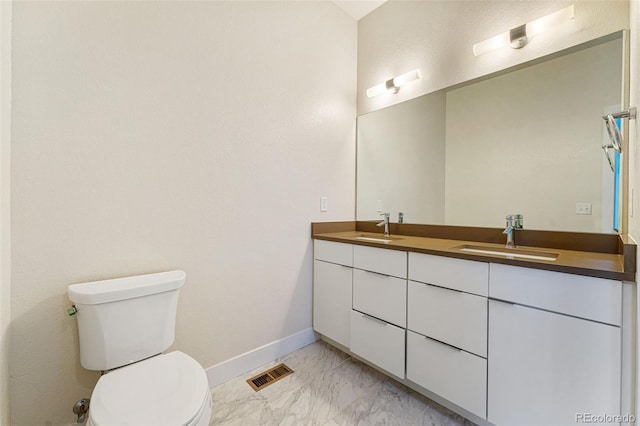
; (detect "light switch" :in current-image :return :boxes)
[320,196,328,212]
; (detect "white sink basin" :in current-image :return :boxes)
[453,244,559,261]
[355,235,396,244]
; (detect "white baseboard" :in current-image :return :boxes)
[205,327,318,388]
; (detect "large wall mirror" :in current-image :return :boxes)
[357,32,625,234]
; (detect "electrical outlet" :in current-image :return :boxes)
[376,200,383,213]
[320,196,328,212]
[575,203,592,215]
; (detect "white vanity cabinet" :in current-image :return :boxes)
[406,253,489,419]
[313,240,353,348]
[488,264,622,426]
[313,235,630,426]
[350,245,407,378]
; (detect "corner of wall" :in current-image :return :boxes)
[206,328,317,388]
[0,0,12,424]
[628,0,640,418]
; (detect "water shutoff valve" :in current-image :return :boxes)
[73,398,90,423]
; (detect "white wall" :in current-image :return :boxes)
[0,1,11,424]
[10,2,356,425]
[358,0,629,116]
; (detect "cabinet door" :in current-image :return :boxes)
[407,331,486,419]
[488,300,621,426]
[350,310,405,378]
[313,260,352,347]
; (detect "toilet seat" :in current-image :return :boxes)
[88,351,211,426]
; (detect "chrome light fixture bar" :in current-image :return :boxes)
[366,69,421,98]
[473,5,574,56]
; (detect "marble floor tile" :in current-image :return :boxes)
[262,355,386,426]
[255,341,353,401]
[329,378,475,426]
[209,340,475,426]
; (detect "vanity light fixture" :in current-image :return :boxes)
[366,69,421,98]
[472,5,574,56]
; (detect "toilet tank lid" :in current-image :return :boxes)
[68,270,186,305]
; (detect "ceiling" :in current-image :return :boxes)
[332,0,387,20]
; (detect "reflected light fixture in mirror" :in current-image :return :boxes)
[366,69,421,98]
[473,4,574,56]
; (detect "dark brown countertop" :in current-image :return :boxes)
[312,222,636,282]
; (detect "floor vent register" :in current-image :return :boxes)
[247,363,294,392]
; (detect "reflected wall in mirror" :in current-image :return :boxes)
[357,33,624,234]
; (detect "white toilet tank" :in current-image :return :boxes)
[68,270,186,371]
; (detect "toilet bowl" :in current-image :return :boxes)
[87,352,212,426]
[68,270,212,425]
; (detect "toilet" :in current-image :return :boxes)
[68,270,212,426]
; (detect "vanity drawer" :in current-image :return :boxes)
[314,240,353,266]
[353,269,406,327]
[489,264,622,325]
[350,310,405,379]
[407,331,486,419]
[353,245,407,278]
[407,281,487,357]
[408,253,488,296]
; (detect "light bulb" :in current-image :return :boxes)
[366,82,388,98]
[473,31,510,56]
[366,69,421,98]
[527,4,574,37]
[392,69,421,87]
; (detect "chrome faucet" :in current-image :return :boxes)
[377,212,391,237]
[503,214,523,249]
